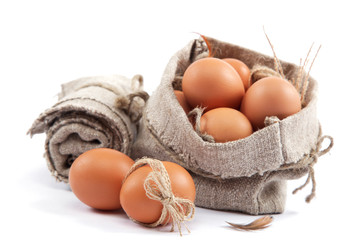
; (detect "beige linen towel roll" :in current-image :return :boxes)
[28,74,147,182]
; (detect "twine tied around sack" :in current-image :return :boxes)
[116,92,149,125]
[115,75,149,123]
[123,158,195,236]
[116,91,149,122]
[280,128,334,203]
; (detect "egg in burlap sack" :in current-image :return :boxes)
[131,36,333,215]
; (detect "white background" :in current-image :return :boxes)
[1,0,358,239]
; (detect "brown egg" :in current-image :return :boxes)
[240,77,301,130]
[69,148,134,210]
[174,90,192,115]
[200,107,253,143]
[120,161,196,224]
[182,57,245,111]
[222,58,251,90]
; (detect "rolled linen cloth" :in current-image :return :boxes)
[28,74,148,183]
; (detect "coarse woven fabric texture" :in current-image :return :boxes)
[131,36,327,215]
[28,74,144,182]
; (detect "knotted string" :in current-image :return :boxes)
[123,158,195,236]
[291,134,334,202]
[115,91,149,123]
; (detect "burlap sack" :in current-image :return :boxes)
[131,37,333,215]
[28,74,148,183]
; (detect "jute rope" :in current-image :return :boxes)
[249,64,283,85]
[115,74,149,123]
[123,158,195,236]
[279,127,334,202]
[130,74,144,92]
[115,91,149,123]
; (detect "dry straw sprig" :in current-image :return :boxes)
[262,27,321,105]
[298,44,322,104]
[263,26,285,79]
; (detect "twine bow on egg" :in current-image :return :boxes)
[123,158,195,236]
